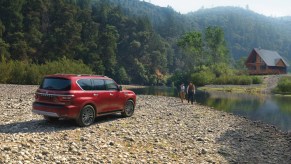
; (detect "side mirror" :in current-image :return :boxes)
[118,85,123,91]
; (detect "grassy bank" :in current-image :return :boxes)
[199,84,265,94]
[273,76,291,95]
[122,85,147,89]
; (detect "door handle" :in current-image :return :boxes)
[93,93,98,96]
[110,93,114,96]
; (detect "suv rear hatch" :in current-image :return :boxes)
[35,77,74,105]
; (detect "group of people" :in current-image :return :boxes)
[179,82,195,104]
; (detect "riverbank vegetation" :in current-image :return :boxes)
[273,76,291,94]
[0,56,92,84]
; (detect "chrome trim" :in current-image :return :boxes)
[32,109,59,117]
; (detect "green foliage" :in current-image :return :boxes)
[190,70,215,86]
[251,76,263,84]
[210,63,234,77]
[0,57,93,85]
[205,26,229,64]
[214,75,254,85]
[0,0,178,85]
[41,57,93,75]
[99,25,119,77]
[0,39,10,58]
[0,55,12,83]
[116,67,130,84]
[178,31,203,70]
[130,58,149,84]
[178,26,230,72]
[274,77,291,94]
[166,71,189,88]
[234,56,248,70]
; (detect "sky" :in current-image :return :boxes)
[147,0,291,17]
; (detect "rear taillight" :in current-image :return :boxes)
[60,96,73,101]
[56,95,74,105]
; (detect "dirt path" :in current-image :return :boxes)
[262,75,281,93]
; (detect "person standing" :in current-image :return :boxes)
[187,82,195,104]
[179,83,185,103]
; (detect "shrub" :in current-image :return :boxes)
[0,55,12,83]
[0,57,93,85]
[167,71,189,87]
[213,75,253,85]
[276,77,291,93]
[41,57,93,75]
[210,63,234,77]
[191,70,215,86]
[238,76,252,85]
[8,61,27,84]
[252,76,263,84]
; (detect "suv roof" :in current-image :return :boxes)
[45,74,110,79]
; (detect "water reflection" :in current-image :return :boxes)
[131,87,291,132]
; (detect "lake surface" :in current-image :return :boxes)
[131,87,291,132]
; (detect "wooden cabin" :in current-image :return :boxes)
[245,48,289,75]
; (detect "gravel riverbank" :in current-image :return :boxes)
[0,84,290,163]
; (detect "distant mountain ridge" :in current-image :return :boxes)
[111,0,291,62]
[186,7,291,60]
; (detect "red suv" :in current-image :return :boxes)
[32,74,136,126]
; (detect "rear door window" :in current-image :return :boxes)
[92,79,105,90]
[77,79,93,90]
[40,78,71,91]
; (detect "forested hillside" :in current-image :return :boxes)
[0,0,290,85]
[109,0,191,38]
[0,0,177,84]
[111,0,291,61]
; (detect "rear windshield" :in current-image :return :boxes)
[40,77,71,91]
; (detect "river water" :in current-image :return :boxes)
[131,86,291,132]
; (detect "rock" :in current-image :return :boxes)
[109,141,114,146]
[201,148,207,154]
[197,138,204,142]
[3,147,11,151]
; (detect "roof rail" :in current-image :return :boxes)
[52,73,108,78]
[77,74,108,77]
[54,73,75,76]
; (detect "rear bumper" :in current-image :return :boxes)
[32,110,59,117]
[32,102,79,119]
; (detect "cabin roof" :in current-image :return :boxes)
[254,48,289,67]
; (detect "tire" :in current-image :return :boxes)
[43,116,59,123]
[121,100,134,117]
[76,105,95,127]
